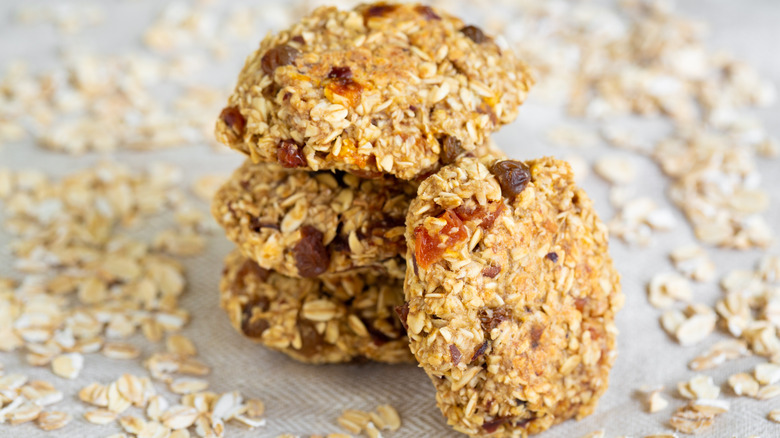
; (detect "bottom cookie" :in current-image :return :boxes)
[220,250,414,364]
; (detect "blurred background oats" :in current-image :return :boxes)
[0,0,778,437]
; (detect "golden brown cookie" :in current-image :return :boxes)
[212,160,416,279]
[215,2,532,180]
[403,156,623,436]
[220,250,414,364]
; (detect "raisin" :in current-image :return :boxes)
[220,106,245,136]
[546,252,559,263]
[297,320,324,357]
[327,66,353,79]
[293,226,330,277]
[241,297,270,338]
[261,45,299,76]
[363,3,399,20]
[530,324,544,349]
[413,210,468,269]
[491,160,531,199]
[482,417,510,433]
[327,234,350,253]
[449,344,462,365]
[478,306,512,332]
[471,340,488,362]
[395,303,410,330]
[277,140,306,168]
[291,35,305,44]
[440,135,464,164]
[415,5,440,20]
[461,25,488,44]
[481,265,501,278]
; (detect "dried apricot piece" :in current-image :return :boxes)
[414,210,468,269]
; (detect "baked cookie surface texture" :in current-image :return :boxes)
[215,2,533,180]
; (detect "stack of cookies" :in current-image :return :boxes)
[211,3,623,437]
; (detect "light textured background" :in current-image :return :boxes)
[0,1,779,437]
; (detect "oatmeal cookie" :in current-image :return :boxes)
[403,157,623,436]
[220,251,414,364]
[215,2,532,180]
[212,159,416,279]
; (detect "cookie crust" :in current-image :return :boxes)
[220,250,414,364]
[404,157,623,436]
[215,2,532,180]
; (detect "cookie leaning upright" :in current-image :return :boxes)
[215,2,533,180]
[404,157,623,436]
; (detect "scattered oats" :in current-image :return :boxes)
[674,305,717,346]
[119,415,147,435]
[669,244,717,282]
[51,352,84,379]
[166,334,197,356]
[169,377,208,395]
[690,399,729,415]
[146,395,170,421]
[211,391,241,421]
[647,272,692,308]
[608,197,676,246]
[678,375,720,400]
[768,409,780,423]
[375,404,400,431]
[689,339,750,371]
[756,384,780,400]
[84,408,118,425]
[116,374,146,407]
[9,401,43,424]
[728,372,759,397]
[648,391,668,413]
[79,382,110,407]
[582,431,605,438]
[337,405,400,437]
[245,399,265,418]
[37,411,71,431]
[754,363,780,385]
[233,414,267,429]
[161,405,199,430]
[669,405,714,435]
[102,342,142,360]
[594,155,637,185]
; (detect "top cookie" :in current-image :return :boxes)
[215,2,533,180]
[403,157,623,437]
